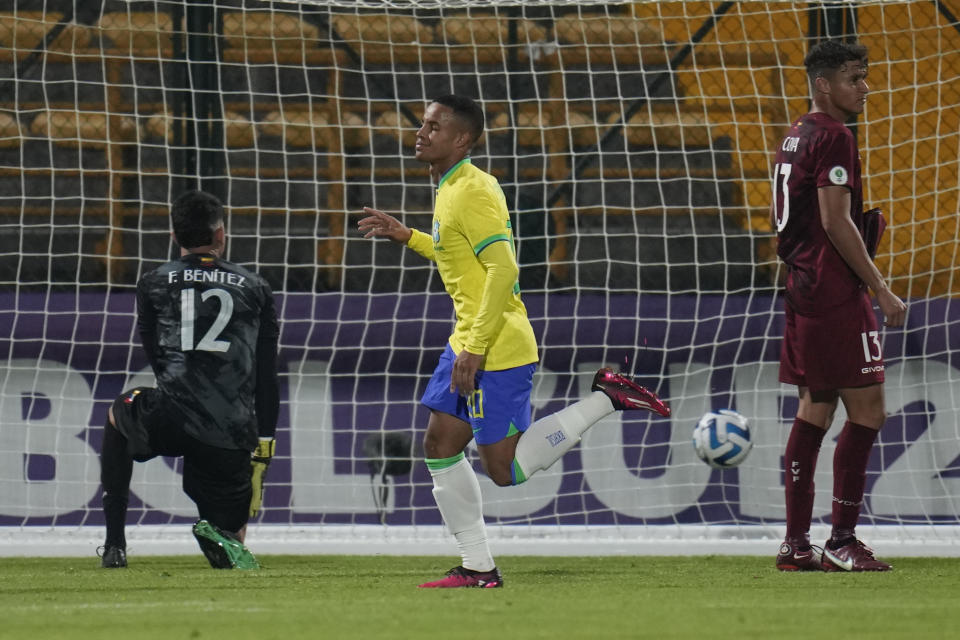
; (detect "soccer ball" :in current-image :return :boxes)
[692,409,752,469]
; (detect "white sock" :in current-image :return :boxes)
[427,454,495,572]
[512,391,613,483]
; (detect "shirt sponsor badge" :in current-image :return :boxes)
[829,166,849,185]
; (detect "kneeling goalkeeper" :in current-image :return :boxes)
[98,190,280,569]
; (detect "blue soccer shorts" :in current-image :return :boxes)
[421,344,537,445]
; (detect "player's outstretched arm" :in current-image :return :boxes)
[357,207,413,244]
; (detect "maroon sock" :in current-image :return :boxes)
[784,418,827,544]
[831,420,879,542]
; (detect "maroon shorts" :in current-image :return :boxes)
[779,292,885,392]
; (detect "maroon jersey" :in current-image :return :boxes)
[773,112,866,316]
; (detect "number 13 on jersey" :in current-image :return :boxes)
[861,330,882,363]
[773,162,792,232]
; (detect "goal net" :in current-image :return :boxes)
[1,0,959,556]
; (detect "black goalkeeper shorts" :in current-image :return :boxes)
[111,386,252,532]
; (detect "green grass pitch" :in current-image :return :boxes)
[3,555,959,639]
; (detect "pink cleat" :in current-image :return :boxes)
[418,566,503,588]
[591,368,671,416]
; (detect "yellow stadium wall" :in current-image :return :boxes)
[633,1,959,297]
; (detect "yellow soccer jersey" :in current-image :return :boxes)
[406,158,538,370]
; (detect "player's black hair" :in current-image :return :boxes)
[804,39,868,79]
[170,189,224,249]
[431,94,485,144]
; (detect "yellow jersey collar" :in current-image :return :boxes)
[437,157,471,189]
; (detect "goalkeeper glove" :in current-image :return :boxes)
[249,438,275,518]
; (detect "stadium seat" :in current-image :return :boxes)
[29,109,138,146]
[98,11,173,54]
[257,105,353,288]
[532,15,669,276]
[0,11,92,54]
[27,109,138,282]
[562,108,712,155]
[434,14,548,64]
[372,110,419,149]
[331,13,432,45]
[259,107,368,149]
[487,105,570,281]
[546,11,784,246]
[223,112,255,148]
[562,110,604,149]
[550,14,666,67]
[329,12,435,66]
[436,15,547,46]
[222,11,322,51]
[0,112,22,149]
[622,110,712,148]
[487,105,566,168]
[145,111,254,148]
[554,14,662,47]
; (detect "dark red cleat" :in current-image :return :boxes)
[418,566,503,588]
[591,368,670,416]
[822,539,891,572]
[776,538,824,572]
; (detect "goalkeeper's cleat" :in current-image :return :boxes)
[418,565,503,589]
[822,538,891,572]
[97,544,128,569]
[775,538,824,572]
[192,520,260,570]
[591,368,671,416]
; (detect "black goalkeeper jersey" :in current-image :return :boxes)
[136,252,280,451]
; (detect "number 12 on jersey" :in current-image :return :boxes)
[180,288,233,352]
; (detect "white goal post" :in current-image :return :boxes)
[1,0,959,557]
